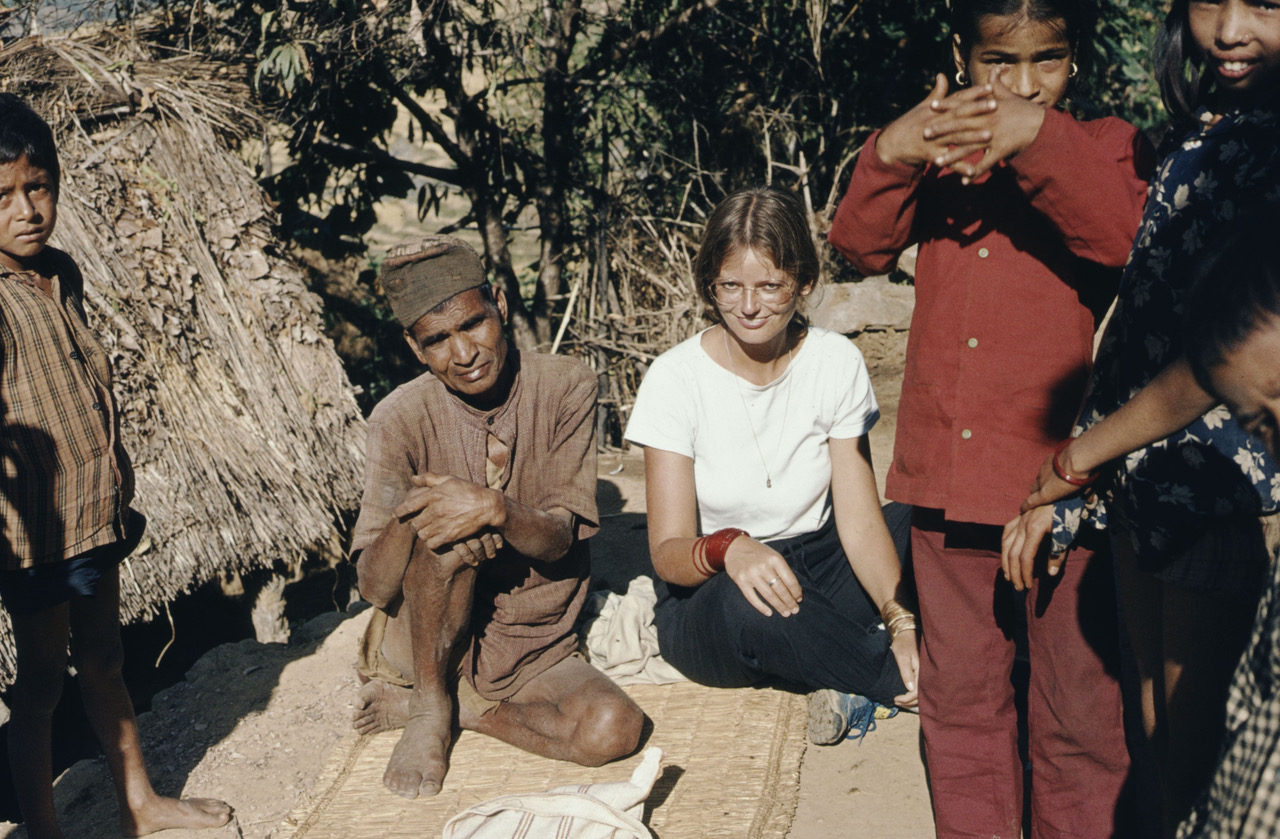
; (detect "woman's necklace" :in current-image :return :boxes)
[722,328,793,489]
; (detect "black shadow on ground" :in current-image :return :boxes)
[0,564,361,829]
[591,479,653,595]
[644,764,685,831]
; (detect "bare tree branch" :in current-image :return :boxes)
[312,133,468,187]
[371,60,471,170]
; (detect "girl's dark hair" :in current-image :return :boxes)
[1185,209,1280,395]
[950,0,1097,82]
[693,186,819,326]
[0,93,59,190]
[1153,0,1208,128]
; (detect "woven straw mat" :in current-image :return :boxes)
[274,680,807,839]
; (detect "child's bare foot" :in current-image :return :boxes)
[383,714,451,799]
[353,679,412,735]
[122,794,231,836]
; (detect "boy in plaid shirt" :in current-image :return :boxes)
[0,93,229,838]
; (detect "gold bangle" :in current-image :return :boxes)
[880,598,912,624]
[887,618,917,641]
[881,598,918,641]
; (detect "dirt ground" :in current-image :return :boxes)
[0,329,935,839]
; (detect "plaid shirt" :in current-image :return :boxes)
[1178,552,1280,838]
[0,248,134,570]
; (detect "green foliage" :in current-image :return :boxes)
[191,0,1166,263]
[608,1,953,214]
[158,0,1168,414]
[204,0,413,252]
[607,0,1165,229]
[19,0,1170,260]
[1081,0,1166,130]
[254,42,312,97]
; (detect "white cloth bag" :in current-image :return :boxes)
[442,747,662,839]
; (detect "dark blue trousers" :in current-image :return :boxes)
[653,507,908,706]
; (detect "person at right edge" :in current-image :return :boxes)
[828,1,1153,836]
[1003,1,1280,835]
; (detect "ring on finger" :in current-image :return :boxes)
[767,576,779,587]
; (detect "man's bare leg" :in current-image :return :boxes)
[381,541,476,798]
[353,540,501,736]
[70,567,230,836]
[461,655,643,767]
[352,610,415,736]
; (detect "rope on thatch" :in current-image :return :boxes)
[0,32,367,683]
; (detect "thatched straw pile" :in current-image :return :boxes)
[0,31,367,683]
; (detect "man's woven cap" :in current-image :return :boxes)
[380,235,486,328]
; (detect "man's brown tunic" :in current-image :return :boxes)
[351,350,598,701]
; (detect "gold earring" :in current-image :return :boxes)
[1069,62,1078,78]
[955,68,969,86]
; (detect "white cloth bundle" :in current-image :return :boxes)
[441,747,663,839]
[579,576,686,686]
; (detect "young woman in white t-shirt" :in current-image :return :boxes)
[625,186,919,744]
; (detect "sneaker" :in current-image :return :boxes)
[874,703,901,721]
[807,689,895,745]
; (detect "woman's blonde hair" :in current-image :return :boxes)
[693,186,819,326]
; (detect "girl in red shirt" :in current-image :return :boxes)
[828,1,1152,835]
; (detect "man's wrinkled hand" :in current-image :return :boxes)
[444,530,505,567]
[394,471,505,550]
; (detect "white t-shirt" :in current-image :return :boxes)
[625,326,880,541]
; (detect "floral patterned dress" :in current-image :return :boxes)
[1051,107,1280,594]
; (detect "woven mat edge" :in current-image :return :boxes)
[273,730,369,839]
[271,687,809,839]
[748,690,807,839]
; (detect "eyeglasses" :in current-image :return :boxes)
[710,280,796,307]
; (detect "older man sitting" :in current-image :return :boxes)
[350,236,643,798]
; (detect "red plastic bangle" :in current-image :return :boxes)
[1052,439,1097,487]
[691,535,713,577]
[702,528,749,573]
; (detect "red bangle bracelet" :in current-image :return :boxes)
[1052,439,1097,487]
[691,535,713,577]
[701,528,748,573]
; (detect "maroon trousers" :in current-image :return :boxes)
[912,509,1130,839]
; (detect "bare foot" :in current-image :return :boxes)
[353,679,413,735]
[122,794,231,836]
[383,714,451,799]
